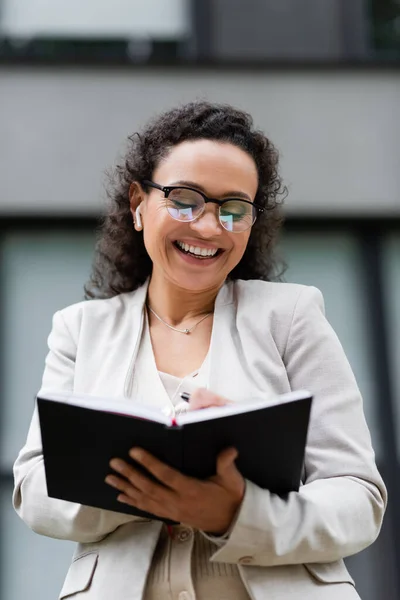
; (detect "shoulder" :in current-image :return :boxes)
[228,280,327,360]
[53,286,145,338]
[59,292,135,321]
[232,279,325,317]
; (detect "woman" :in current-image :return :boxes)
[13,102,386,600]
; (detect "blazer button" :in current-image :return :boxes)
[239,556,254,565]
[178,528,192,542]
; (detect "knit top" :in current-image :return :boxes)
[131,310,250,600]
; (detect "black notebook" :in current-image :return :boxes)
[37,389,312,522]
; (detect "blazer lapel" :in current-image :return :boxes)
[78,280,149,399]
[208,280,277,403]
[122,280,149,397]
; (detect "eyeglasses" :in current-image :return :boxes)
[142,180,264,233]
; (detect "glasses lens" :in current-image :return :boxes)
[166,188,204,221]
[220,200,256,232]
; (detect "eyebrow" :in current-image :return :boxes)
[169,180,252,201]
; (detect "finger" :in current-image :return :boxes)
[116,491,152,510]
[109,458,169,499]
[116,493,139,507]
[106,463,180,520]
[215,448,245,497]
[105,474,140,500]
[215,448,242,483]
[116,493,174,521]
[105,474,125,491]
[109,458,143,483]
[129,448,186,491]
[188,388,233,411]
[216,447,239,474]
[106,473,176,518]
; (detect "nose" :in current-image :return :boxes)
[189,205,223,238]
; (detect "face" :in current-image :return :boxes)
[130,139,259,293]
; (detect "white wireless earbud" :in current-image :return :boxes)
[135,205,142,229]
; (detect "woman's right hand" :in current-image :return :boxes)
[188,387,234,410]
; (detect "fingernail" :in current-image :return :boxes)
[110,459,123,470]
[105,475,117,486]
[129,448,142,460]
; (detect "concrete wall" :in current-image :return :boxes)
[1,67,399,216]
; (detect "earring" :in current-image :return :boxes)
[135,205,143,230]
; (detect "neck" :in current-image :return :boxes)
[147,273,223,326]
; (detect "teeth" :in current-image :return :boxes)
[176,241,218,257]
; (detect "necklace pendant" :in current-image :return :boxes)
[147,305,211,335]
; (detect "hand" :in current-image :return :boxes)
[188,387,234,411]
[105,446,245,535]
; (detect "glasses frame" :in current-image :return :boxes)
[142,180,264,232]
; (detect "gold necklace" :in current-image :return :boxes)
[147,305,212,335]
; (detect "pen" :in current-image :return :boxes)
[180,392,191,403]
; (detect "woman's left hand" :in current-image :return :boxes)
[105,446,245,535]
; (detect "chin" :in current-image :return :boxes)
[173,271,227,293]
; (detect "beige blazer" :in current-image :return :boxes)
[13,279,387,600]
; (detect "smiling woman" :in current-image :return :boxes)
[13,102,386,600]
[84,102,285,301]
[129,139,259,297]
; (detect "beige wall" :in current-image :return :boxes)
[1,67,399,216]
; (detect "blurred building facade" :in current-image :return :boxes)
[0,1,399,599]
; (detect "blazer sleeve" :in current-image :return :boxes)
[209,285,387,566]
[12,310,140,544]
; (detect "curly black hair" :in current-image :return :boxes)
[85,101,287,299]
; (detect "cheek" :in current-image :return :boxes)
[233,234,250,258]
[142,208,173,255]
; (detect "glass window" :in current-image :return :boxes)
[2,0,399,63]
[0,231,95,600]
[383,234,400,461]
[371,0,400,57]
[0,231,95,472]
[0,481,75,600]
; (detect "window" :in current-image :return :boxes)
[0,230,94,600]
[383,234,400,461]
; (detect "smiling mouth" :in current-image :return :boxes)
[173,241,223,260]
